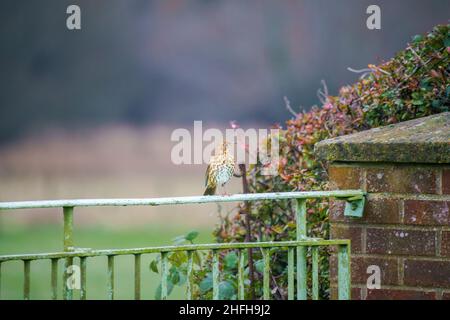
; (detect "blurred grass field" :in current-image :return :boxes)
[0,223,213,300]
[0,126,243,300]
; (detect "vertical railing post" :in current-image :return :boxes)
[63,207,74,251]
[311,246,319,300]
[287,247,295,300]
[186,251,194,300]
[107,255,115,300]
[161,252,168,300]
[80,257,87,300]
[262,248,271,300]
[51,258,58,300]
[62,206,74,300]
[295,199,307,300]
[338,244,351,300]
[134,254,141,300]
[23,260,30,300]
[237,249,245,300]
[212,250,220,300]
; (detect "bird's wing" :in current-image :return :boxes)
[204,164,211,187]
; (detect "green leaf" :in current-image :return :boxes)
[185,231,199,241]
[169,266,180,285]
[172,235,186,245]
[223,251,238,270]
[431,99,441,109]
[444,37,450,47]
[154,280,174,300]
[272,225,284,234]
[149,259,159,273]
[255,259,264,274]
[194,251,202,266]
[199,273,213,293]
[169,251,187,267]
[412,34,423,43]
[420,78,432,90]
[172,231,199,245]
[218,281,235,300]
[177,272,187,286]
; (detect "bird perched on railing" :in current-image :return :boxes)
[204,141,236,196]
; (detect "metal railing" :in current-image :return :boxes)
[0,190,365,300]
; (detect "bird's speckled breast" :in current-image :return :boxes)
[215,165,233,186]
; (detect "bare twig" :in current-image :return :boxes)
[317,80,329,104]
[395,57,432,90]
[347,67,372,73]
[347,67,373,79]
[373,66,391,76]
[408,46,427,66]
[284,96,299,117]
[271,274,285,300]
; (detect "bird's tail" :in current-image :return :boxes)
[203,185,216,196]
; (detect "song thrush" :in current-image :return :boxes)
[203,141,235,196]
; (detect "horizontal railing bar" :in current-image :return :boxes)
[0,239,350,262]
[0,190,365,211]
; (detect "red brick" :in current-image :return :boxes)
[366,289,437,300]
[329,199,346,222]
[352,256,399,286]
[443,169,450,194]
[404,200,449,226]
[366,166,437,194]
[442,231,450,257]
[366,228,436,256]
[329,165,363,190]
[351,287,362,300]
[330,224,362,253]
[330,256,398,286]
[330,198,400,224]
[363,199,401,224]
[404,259,450,288]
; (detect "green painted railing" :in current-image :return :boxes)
[0,190,365,300]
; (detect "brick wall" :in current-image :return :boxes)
[315,113,450,300]
[329,163,450,299]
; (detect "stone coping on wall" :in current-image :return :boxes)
[314,112,450,164]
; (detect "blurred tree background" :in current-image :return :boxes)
[1,0,449,143]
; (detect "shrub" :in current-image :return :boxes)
[211,24,449,300]
[153,24,450,299]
